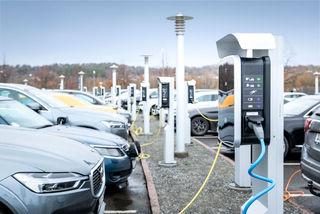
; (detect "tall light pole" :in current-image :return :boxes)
[167,12,193,157]
[78,71,85,91]
[59,75,65,90]
[142,54,152,135]
[314,72,319,94]
[93,70,96,88]
[110,64,118,105]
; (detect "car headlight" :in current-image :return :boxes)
[13,172,87,193]
[93,147,124,157]
[121,143,130,152]
[101,121,125,129]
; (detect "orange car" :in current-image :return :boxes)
[50,92,118,113]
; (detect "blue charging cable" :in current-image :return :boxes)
[242,138,275,214]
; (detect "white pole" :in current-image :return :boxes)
[110,64,118,105]
[59,75,65,90]
[314,72,319,94]
[167,12,193,157]
[142,55,151,134]
[78,71,85,91]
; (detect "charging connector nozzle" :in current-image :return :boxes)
[246,115,265,140]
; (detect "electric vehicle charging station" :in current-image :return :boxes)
[217,33,284,213]
[93,86,98,97]
[116,85,121,108]
[128,83,137,120]
[158,77,176,166]
[185,80,196,145]
[141,81,151,135]
[99,85,105,99]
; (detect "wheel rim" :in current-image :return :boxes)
[192,118,208,134]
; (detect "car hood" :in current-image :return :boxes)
[40,125,127,147]
[0,126,101,179]
[54,107,128,124]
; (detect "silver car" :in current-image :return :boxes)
[0,126,106,214]
[0,83,129,139]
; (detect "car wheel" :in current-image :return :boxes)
[284,135,290,158]
[150,105,158,116]
[191,116,209,136]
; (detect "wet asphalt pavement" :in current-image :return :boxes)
[104,159,151,213]
[195,135,320,214]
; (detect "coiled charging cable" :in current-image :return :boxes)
[242,116,275,214]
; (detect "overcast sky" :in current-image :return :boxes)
[0,0,319,67]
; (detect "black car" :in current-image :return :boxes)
[283,95,320,157]
[301,107,320,196]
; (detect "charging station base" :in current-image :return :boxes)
[228,182,252,192]
[174,152,189,158]
[158,161,177,167]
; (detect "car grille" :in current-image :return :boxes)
[90,159,105,198]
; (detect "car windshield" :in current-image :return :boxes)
[28,88,66,108]
[0,100,53,128]
[284,97,319,116]
[73,93,104,105]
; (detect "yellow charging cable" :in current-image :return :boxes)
[178,142,222,214]
[193,103,218,122]
[130,114,162,160]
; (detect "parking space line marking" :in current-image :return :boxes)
[290,194,314,197]
[284,163,300,166]
[104,210,137,214]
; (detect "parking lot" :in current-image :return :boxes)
[194,135,320,214]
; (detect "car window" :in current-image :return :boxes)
[73,93,96,104]
[0,100,52,128]
[197,94,213,102]
[284,98,320,116]
[0,89,40,107]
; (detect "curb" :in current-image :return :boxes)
[131,131,161,214]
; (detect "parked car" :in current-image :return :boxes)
[301,107,320,196]
[219,95,320,158]
[171,90,219,136]
[0,96,138,188]
[283,95,320,157]
[189,106,218,136]
[284,92,307,103]
[138,88,159,115]
[0,83,129,139]
[50,92,132,123]
[0,126,105,214]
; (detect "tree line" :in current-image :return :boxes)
[0,63,319,94]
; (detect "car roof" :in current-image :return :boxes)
[295,95,320,101]
[284,92,307,95]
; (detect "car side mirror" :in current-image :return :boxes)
[26,103,42,112]
[57,116,69,125]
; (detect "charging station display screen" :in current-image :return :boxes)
[142,87,147,101]
[218,59,235,143]
[130,87,134,97]
[116,87,120,96]
[188,85,195,104]
[161,83,170,108]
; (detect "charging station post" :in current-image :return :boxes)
[141,55,152,135]
[217,33,284,213]
[158,77,176,166]
[128,83,137,120]
[110,64,118,106]
[185,80,196,145]
[116,85,121,108]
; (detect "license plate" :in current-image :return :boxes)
[315,133,320,145]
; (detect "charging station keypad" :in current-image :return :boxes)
[242,75,263,110]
